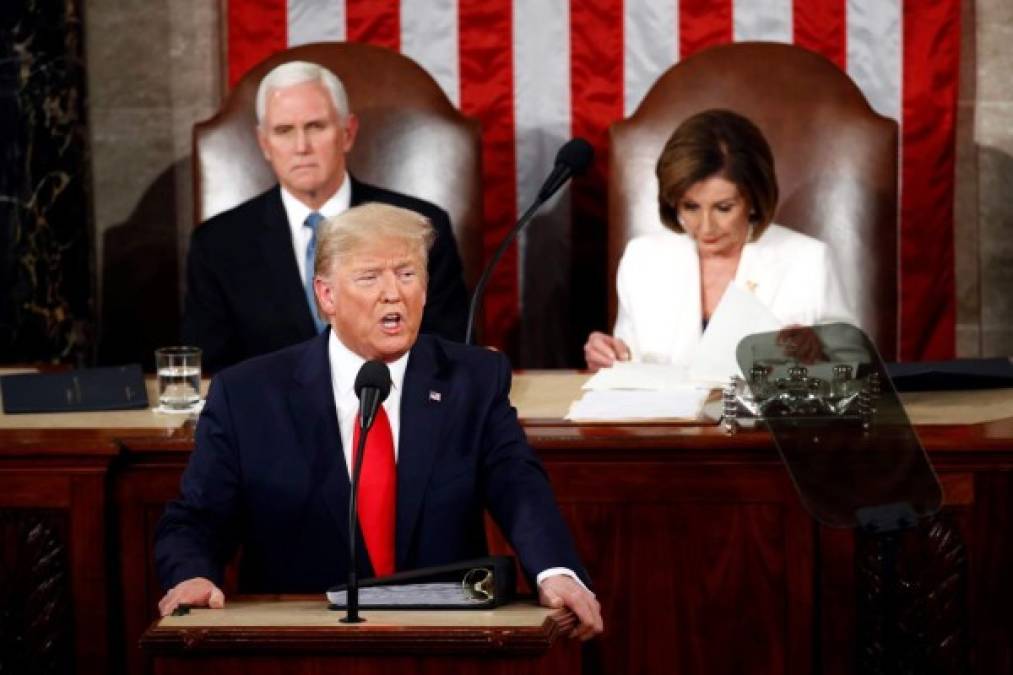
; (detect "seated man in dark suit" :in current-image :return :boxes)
[183,61,469,372]
[156,203,603,639]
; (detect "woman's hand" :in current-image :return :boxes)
[584,332,631,371]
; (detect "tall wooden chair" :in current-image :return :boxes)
[608,42,898,358]
[193,42,483,289]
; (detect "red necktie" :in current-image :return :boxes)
[352,405,396,577]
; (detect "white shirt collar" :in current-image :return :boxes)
[280,173,353,229]
[327,329,410,400]
[282,174,352,281]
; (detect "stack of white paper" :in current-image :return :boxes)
[565,388,710,421]
[582,362,692,391]
[566,362,711,422]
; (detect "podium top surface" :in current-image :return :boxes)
[155,598,553,628]
[142,599,572,654]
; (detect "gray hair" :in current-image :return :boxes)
[255,61,350,125]
[313,203,436,316]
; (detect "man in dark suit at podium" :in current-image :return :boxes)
[182,60,469,372]
[156,203,603,640]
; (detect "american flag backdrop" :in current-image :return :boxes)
[227,0,961,364]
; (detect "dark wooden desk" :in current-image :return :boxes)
[140,599,579,675]
[1,390,1012,675]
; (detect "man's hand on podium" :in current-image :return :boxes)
[538,574,603,640]
[158,577,225,617]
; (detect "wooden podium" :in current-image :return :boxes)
[140,598,581,675]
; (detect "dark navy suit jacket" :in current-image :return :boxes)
[182,178,469,372]
[155,332,587,593]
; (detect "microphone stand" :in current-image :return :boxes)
[341,402,376,624]
[465,198,544,345]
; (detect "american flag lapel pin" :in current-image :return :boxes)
[428,390,442,403]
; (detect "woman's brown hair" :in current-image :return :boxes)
[656,109,778,239]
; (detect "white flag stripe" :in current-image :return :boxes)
[401,0,460,106]
[846,0,903,348]
[513,0,572,301]
[260,0,938,354]
[287,0,345,45]
[733,0,792,43]
[846,0,902,121]
[623,0,679,116]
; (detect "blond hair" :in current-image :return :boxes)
[313,203,435,316]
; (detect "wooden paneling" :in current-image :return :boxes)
[2,420,1012,674]
[0,440,114,675]
[547,464,813,675]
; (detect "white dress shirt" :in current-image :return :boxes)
[325,331,588,593]
[327,330,409,475]
[280,173,352,282]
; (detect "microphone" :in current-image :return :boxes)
[354,360,392,432]
[465,138,595,344]
[538,138,594,202]
[342,360,392,624]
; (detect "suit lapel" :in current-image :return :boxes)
[395,336,450,569]
[257,187,316,336]
[287,332,372,576]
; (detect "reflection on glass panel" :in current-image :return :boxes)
[730,323,942,529]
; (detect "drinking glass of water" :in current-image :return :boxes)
[155,346,202,411]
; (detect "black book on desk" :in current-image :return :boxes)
[886,357,1013,392]
[326,556,516,610]
[0,365,149,413]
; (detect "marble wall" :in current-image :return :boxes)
[84,0,221,368]
[0,0,93,364]
[77,0,1012,366]
[974,0,1013,356]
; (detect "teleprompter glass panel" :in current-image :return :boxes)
[735,323,942,529]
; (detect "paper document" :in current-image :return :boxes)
[566,388,710,421]
[583,362,691,391]
[689,283,781,384]
[327,582,488,607]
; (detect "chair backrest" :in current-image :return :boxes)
[608,42,898,358]
[194,42,483,289]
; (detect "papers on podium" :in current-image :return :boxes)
[326,556,515,610]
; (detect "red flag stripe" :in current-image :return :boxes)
[225,0,963,360]
[346,0,400,50]
[228,0,287,88]
[458,0,518,350]
[900,0,960,359]
[679,0,733,59]
[793,0,847,70]
[570,0,624,351]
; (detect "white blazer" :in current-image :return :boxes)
[613,224,858,365]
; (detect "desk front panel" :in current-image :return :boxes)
[2,418,1011,675]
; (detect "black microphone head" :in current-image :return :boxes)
[554,138,594,175]
[354,360,392,402]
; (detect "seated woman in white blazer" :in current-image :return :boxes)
[585,109,857,370]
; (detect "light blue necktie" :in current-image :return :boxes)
[303,212,326,334]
